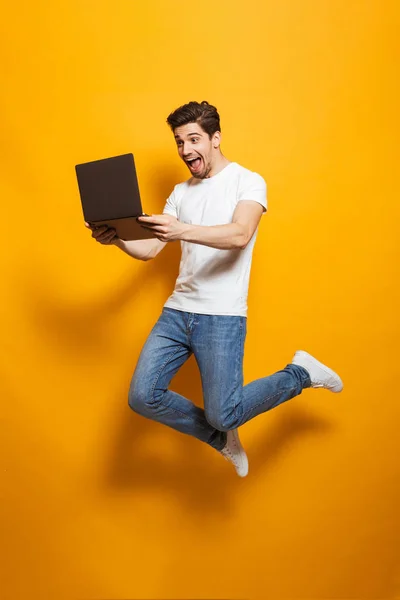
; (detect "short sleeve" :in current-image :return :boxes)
[238,172,267,213]
[163,184,179,218]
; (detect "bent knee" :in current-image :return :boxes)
[128,378,164,416]
[128,388,144,414]
[205,411,237,432]
[128,380,152,414]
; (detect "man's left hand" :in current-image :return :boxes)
[137,214,187,242]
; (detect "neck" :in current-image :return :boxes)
[205,155,231,178]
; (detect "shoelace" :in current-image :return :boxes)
[312,377,336,388]
[312,381,324,388]
[221,445,240,466]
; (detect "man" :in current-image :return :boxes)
[86,100,343,477]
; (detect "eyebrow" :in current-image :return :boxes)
[174,132,202,139]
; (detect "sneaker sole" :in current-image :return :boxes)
[295,350,344,393]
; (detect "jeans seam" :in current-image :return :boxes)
[150,346,193,422]
[233,318,246,419]
[240,385,297,422]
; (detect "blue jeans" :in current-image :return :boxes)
[128,308,311,451]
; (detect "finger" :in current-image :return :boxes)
[98,229,117,242]
[138,217,163,225]
[98,228,116,239]
[140,224,164,233]
[97,234,117,244]
[92,226,109,238]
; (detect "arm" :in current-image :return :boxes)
[181,200,265,249]
[85,222,166,260]
[138,200,265,250]
[114,237,167,261]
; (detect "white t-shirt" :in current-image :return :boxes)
[162,161,267,317]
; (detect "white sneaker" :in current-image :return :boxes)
[292,350,343,393]
[219,428,249,477]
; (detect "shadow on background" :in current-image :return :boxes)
[14,169,335,517]
[103,371,334,516]
[16,251,177,356]
[14,169,182,357]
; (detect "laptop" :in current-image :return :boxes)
[75,152,154,241]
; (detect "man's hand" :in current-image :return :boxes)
[85,222,119,245]
[137,214,187,242]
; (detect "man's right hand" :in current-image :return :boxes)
[85,222,119,245]
[84,222,167,261]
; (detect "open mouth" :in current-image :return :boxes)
[186,157,202,172]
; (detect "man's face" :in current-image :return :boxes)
[174,122,220,179]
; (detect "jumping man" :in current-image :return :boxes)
[86,100,343,477]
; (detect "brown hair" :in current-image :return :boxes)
[166,100,221,139]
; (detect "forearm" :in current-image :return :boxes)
[114,238,159,261]
[180,222,247,250]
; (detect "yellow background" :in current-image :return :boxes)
[1,1,399,599]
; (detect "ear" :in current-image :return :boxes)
[212,131,221,149]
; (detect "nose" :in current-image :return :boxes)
[181,142,193,157]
